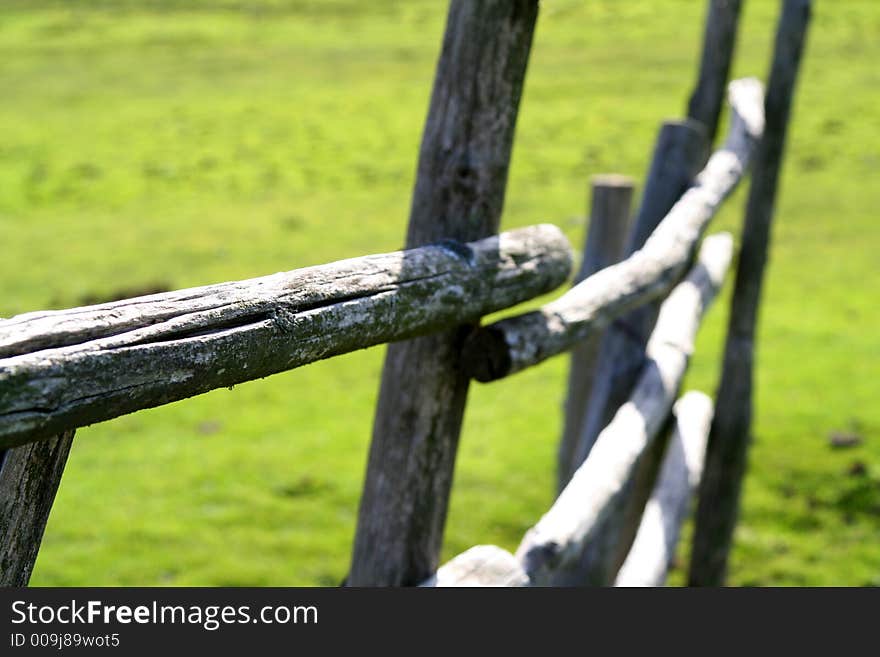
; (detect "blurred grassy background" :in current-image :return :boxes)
[1,0,878,586]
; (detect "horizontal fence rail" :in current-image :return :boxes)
[461,78,763,382]
[515,233,732,585]
[424,233,733,587]
[0,0,811,590]
[0,224,571,449]
[421,545,529,587]
[614,391,713,587]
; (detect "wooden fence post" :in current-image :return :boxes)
[689,0,812,586]
[558,176,634,492]
[554,120,707,585]
[0,431,75,586]
[574,120,708,465]
[348,0,539,586]
[687,0,744,143]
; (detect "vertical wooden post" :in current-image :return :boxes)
[348,0,539,587]
[558,175,634,493]
[689,0,812,587]
[0,431,75,586]
[687,0,745,144]
[554,120,708,585]
[574,120,708,469]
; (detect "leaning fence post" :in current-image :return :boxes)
[689,0,812,587]
[558,175,634,493]
[348,0,539,586]
[687,0,744,143]
[0,431,75,586]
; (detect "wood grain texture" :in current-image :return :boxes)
[615,392,713,587]
[0,225,569,449]
[689,0,812,587]
[0,430,74,586]
[558,176,634,492]
[687,0,744,143]
[462,79,763,383]
[515,233,733,586]
[420,545,528,587]
[348,0,539,587]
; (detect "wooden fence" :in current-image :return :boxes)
[0,0,811,587]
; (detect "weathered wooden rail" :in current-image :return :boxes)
[461,78,762,383]
[615,391,714,587]
[0,225,570,449]
[0,0,811,588]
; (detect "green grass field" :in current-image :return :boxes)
[2,0,878,586]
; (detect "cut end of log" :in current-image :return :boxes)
[461,325,512,382]
[590,174,636,189]
[421,545,529,587]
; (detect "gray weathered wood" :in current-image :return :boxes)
[558,176,634,492]
[0,225,569,449]
[420,545,529,587]
[348,0,539,587]
[614,392,713,587]
[687,0,745,143]
[462,79,763,383]
[0,430,75,586]
[515,233,733,586]
[689,0,812,587]
[624,120,708,256]
[550,119,706,586]
[566,221,731,588]
[571,118,708,474]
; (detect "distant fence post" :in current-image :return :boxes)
[558,175,634,492]
[552,120,707,585]
[687,0,744,143]
[689,0,812,586]
[0,431,75,586]
[575,120,708,465]
[348,0,540,586]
